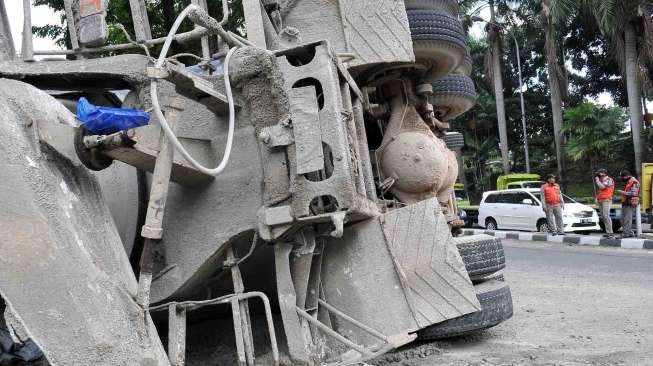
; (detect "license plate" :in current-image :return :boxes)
[580,219,592,224]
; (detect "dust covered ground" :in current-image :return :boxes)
[374,240,653,366]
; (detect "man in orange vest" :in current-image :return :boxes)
[616,170,640,238]
[595,168,615,237]
[540,174,565,235]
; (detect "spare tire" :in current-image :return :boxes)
[431,74,477,121]
[454,234,506,282]
[457,47,473,76]
[408,10,467,82]
[417,279,513,340]
[444,132,465,150]
[404,0,459,16]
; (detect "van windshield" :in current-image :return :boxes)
[531,192,576,204]
[523,181,544,189]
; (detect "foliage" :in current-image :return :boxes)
[562,102,627,169]
[32,0,244,55]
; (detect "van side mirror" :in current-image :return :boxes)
[522,198,534,205]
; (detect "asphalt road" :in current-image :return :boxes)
[377,240,653,366]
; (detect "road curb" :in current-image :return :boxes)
[462,229,653,250]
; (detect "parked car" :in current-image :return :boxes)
[478,189,601,233]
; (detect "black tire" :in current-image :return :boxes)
[485,218,498,231]
[457,48,473,75]
[537,219,549,233]
[473,271,505,284]
[444,132,464,149]
[454,235,506,281]
[404,0,459,16]
[431,74,477,121]
[417,280,513,340]
[408,10,467,81]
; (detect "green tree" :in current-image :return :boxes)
[541,0,568,186]
[32,0,244,56]
[563,102,627,175]
[550,0,653,179]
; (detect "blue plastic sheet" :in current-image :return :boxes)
[76,97,150,135]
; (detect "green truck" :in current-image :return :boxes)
[496,174,543,190]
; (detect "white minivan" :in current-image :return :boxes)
[478,188,601,233]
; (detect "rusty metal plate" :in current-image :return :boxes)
[289,86,324,175]
[380,199,481,327]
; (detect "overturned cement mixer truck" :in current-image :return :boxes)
[0,0,511,365]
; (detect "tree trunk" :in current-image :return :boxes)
[489,0,510,174]
[545,51,567,186]
[625,21,644,180]
[162,0,176,33]
[542,0,567,188]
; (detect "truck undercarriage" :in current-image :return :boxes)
[0,1,511,365]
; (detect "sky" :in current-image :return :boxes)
[5,3,62,53]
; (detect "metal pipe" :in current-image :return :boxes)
[511,31,531,173]
[129,0,152,41]
[63,0,80,51]
[33,27,210,56]
[637,204,643,237]
[21,0,33,61]
[295,307,374,357]
[149,292,280,366]
[0,0,15,60]
[192,0,211,61]
[317,299,388,342]
[136,97,184,308]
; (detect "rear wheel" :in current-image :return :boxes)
[485,218,498,231]
[407,10,467,81]
[431,74,477,121]
[454,235,506,282]
[404,0,459,16]
[417,279,513,340]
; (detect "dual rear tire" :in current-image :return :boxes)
[418,234,512,341]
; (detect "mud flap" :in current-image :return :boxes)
[321,198,481,346]
[0,79,169,366]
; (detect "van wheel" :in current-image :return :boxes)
[485,218,498,231]
[537,219,549,233]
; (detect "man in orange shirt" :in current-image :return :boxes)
[616,170,640,238]
[540,174,565,235]
[594,169,615,237]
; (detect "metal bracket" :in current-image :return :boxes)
[151,292,279,366]
[162,61,242,116]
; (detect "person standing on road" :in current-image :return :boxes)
[541,174,565,235]
[595,169,615,237]
[616,170,641,238]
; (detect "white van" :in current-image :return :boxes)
[478,189,600,233]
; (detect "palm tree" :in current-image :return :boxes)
[563,102,628,175]
[459,0,511,174]
[487,0,511,174]
[541,0,568,186]
[551,0,653,179]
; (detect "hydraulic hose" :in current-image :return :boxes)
[150,4,238,176]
